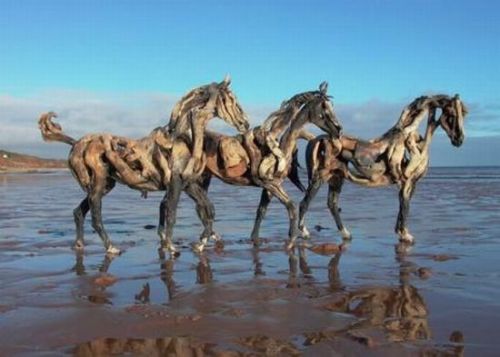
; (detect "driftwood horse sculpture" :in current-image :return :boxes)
[298,94,468,243]
[187,83,342,251]
[39,77,248,255]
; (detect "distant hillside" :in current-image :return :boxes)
[0,150,67,172]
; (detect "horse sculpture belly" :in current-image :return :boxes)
[348,141,389,180]
[219,136,249,177]
[204,134,251,181]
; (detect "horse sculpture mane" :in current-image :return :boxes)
[389,94,468,134]
[261,82,329,134]
[168,76,248,136]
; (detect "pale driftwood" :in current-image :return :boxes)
[38,78,249,255]
[298,94,468,243]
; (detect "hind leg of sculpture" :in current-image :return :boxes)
[89,181,119,255]
[265,184,299,250]
[298,178,323,240]
[73,197,90,250]
[250,189,272,247]
[327,174,352,240]
[200,172,212,191]
[185,183,218,253]
[162,175,182,254]
[395,180,416,243]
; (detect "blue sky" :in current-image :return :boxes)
[1,0,499,165]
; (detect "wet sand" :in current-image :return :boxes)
[0,168,499,355]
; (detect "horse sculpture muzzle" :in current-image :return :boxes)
[452,134,464,147]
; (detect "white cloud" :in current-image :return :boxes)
[1,90,499,165]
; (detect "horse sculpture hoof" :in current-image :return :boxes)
[192,242,205,253]
[106,245,121,256]
[398,231,415,244]
[395,242,413,255]
[210,233,222,242]
[286,240,296,251]
[73,241,85,251]
[252,238,261,247]
[193,237,209,253]
[157,227,165,240]
[300,226,311,240]
[340,228,352,240]
[160,243,179,256]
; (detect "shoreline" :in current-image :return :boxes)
[0,167,69,174]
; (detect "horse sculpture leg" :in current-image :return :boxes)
[250,189,272,247]
[89,181,119,255]
[395,180,417,243]
[73,197,90,250]
[265,183,299,250]
[157,192,168,244]
[162,174,182,254]
[185,182,218,253]
[158,180,218,253]
[298,178,323,240]
[327,174,352,240]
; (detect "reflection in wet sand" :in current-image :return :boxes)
[71,247,465,355]
[196,254,213,284]
[71,252,119,305]
[325,246,430,342]
[135,283,150,303]
[300,245,464,354]
[71,252,86,276]
[159,249,177,301]
[72,252,115,277]
[252,248,265,276]
[74,336,219,357]
[158,249,214,303]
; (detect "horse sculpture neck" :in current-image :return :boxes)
[260,92,315,138]
[387,95,455,138]
[279,104,310,160]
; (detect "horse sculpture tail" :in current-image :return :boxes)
[38,112,76,146]
[305,139,321,185]
[288,149,305,192]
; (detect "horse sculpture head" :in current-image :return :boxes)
[301,81,342,138]
[212,75,249,133]
[169,75,249,134]
[439,94,468,147]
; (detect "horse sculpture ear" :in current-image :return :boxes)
[221,74,231,87]
[319,81,328,94]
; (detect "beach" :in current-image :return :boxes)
[0,167,499,355]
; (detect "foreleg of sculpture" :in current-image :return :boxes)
[327,174,352,240]
[395,180,417,243]
[250,189,273,247]
[162,174,183,254]
[184,182,219,253]
[157,192,167,244]
[88,181,119,255]
[73,197,90,250]
[264,183,299,250]
[298,178,323,240]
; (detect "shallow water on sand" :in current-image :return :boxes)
[0,167,499,355]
